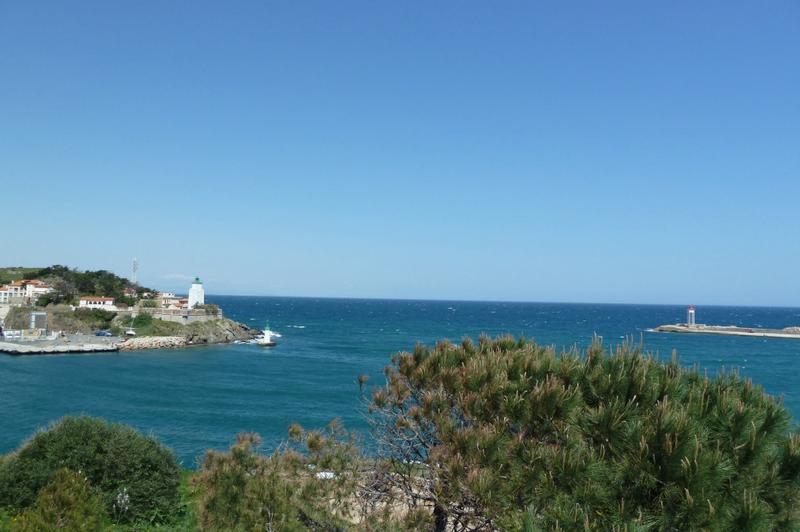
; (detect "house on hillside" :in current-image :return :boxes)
[0,279,53,304]
[79,296,118,311]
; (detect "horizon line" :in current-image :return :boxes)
[200,293,800,310]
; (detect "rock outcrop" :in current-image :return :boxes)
[184,318,259,344]
[118,319,259,350]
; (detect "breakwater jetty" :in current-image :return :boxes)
[654,324,800,340]
[0,340,119,355]
[654,305,800,340]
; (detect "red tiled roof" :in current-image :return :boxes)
[8,279,49,287]
[80,297,115,302]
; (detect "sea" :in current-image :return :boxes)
[2,296,799,467]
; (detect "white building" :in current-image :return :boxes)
[0,280,53,304]
[187,277,205,309]
[79,297,117,311]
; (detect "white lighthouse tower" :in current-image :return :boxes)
[687,305,696,327]
[188,277,205,309]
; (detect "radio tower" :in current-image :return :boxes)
[132,258,139,285]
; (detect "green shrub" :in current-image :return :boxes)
[13,468,107,531]
[132,313,153,328]
[369,336,800,530]
[0,417,180,524]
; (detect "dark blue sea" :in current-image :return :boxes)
[2,297,799,467]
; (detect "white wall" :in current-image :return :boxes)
[79,300,118,311]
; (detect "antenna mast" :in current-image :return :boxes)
[132,258,139,285]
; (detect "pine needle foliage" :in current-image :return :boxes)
[194,421,364,531]
[369,336,800,531]
[194,421,436,531]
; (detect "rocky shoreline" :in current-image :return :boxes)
[118,336,187,350]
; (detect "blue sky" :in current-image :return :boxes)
[1,2,798,305]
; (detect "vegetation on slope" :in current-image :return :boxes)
[4,306,117,333]
[120,313,185,336]
[13,265,156,306]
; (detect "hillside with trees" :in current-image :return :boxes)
[16,265,155,307]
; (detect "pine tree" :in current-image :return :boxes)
[368,336,800,530]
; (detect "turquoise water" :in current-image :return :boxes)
[2,297,799,467]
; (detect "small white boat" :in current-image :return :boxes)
[254,322,281,347]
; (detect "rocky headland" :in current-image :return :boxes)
[119,318,260,350]
[183,318,260,344]
[0,318,260,355]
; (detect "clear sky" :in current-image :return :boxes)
[1,2,798,305]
